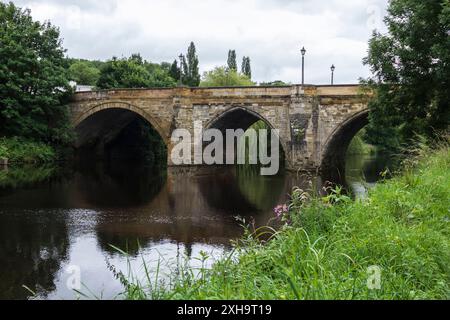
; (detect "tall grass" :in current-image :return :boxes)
[112,137,449,300]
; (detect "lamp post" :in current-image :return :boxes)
[330,64,335,85]
[301,47,306,86]
[178,54,184,86]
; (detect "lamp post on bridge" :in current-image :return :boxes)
[331,64,335,85]
[301,46,306,86]
[178,54,184,86]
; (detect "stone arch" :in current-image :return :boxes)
[320,109,369,180]
[73,101,167,144]
[73,101,169,162]
[205,106,277,132]
[204,106,287,166]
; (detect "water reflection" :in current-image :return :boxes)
[346,153,394,198]
[0,162,303,299]
[0,154,390,300]
[0,209,70,300]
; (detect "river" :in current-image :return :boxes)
[0,153,391,299]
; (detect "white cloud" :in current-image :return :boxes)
[10,0,388,84]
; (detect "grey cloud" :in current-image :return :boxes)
[7,0,389,84]
[13,0,118,13]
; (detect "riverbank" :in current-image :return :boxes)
[0,137,57,164]
[121,140,449,300]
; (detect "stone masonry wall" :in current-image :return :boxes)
[69,85,368,171]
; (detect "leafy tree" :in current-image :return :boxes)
[97,56,149,89]
[169,60,181,82]
[145,61,178,87]
[184,42,200,86]
[200,66,254,87]
[68,60,100,86]
[160,61,172,72]
[0,2,73,144]
[180,54,188,84]
[227,50,237,71]
[97,55,176,89]
[130,53,144,65]
[241,56,252,79]
[363,0,450,151]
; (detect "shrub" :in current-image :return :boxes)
[0,137,57,163]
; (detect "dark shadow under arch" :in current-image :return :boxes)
[74,107,167,163]
[73,102,166,143]
[321,110,369,182]
[205,107,276,132]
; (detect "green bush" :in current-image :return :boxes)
[0,137,57,163]
[200,67,255,87]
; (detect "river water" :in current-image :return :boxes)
[0,154,391,300]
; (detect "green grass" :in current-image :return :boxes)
[113,139,450,300]
[0,137,57,163]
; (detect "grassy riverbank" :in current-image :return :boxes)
[0,137,57,164]
[118,139,449,300]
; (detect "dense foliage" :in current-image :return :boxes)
[0,137,57,163]
[241,56,252,79]
[67,59,103,86]
[227,50,238,71]
[363,0,450,151]
[169,60,181,83]
[96,54,176,89]
[0,2,73,144]
[200,66,255,87]
[184,42,201,87]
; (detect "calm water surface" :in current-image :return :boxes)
[0,155,390,300]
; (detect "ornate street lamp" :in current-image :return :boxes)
[301,47,306,86]
[331,64,335,85]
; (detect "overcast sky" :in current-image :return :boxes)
[10,0,389,84]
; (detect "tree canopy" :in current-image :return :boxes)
[241,56,252,79]
[200,66,255,87]
[363,0,450,150]
[227,50,237,71]
[96,54,176,89]
[169,60,181,83]
[259,80,291,86]
[184,42,201,86]
[0,2,73,144]
[68,60,101,86]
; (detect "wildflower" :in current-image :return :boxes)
[274,204,289,219]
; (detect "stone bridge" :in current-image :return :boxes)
[69,84,370,175]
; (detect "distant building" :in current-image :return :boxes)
[75,85,94,92]
[69,81,94,92]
